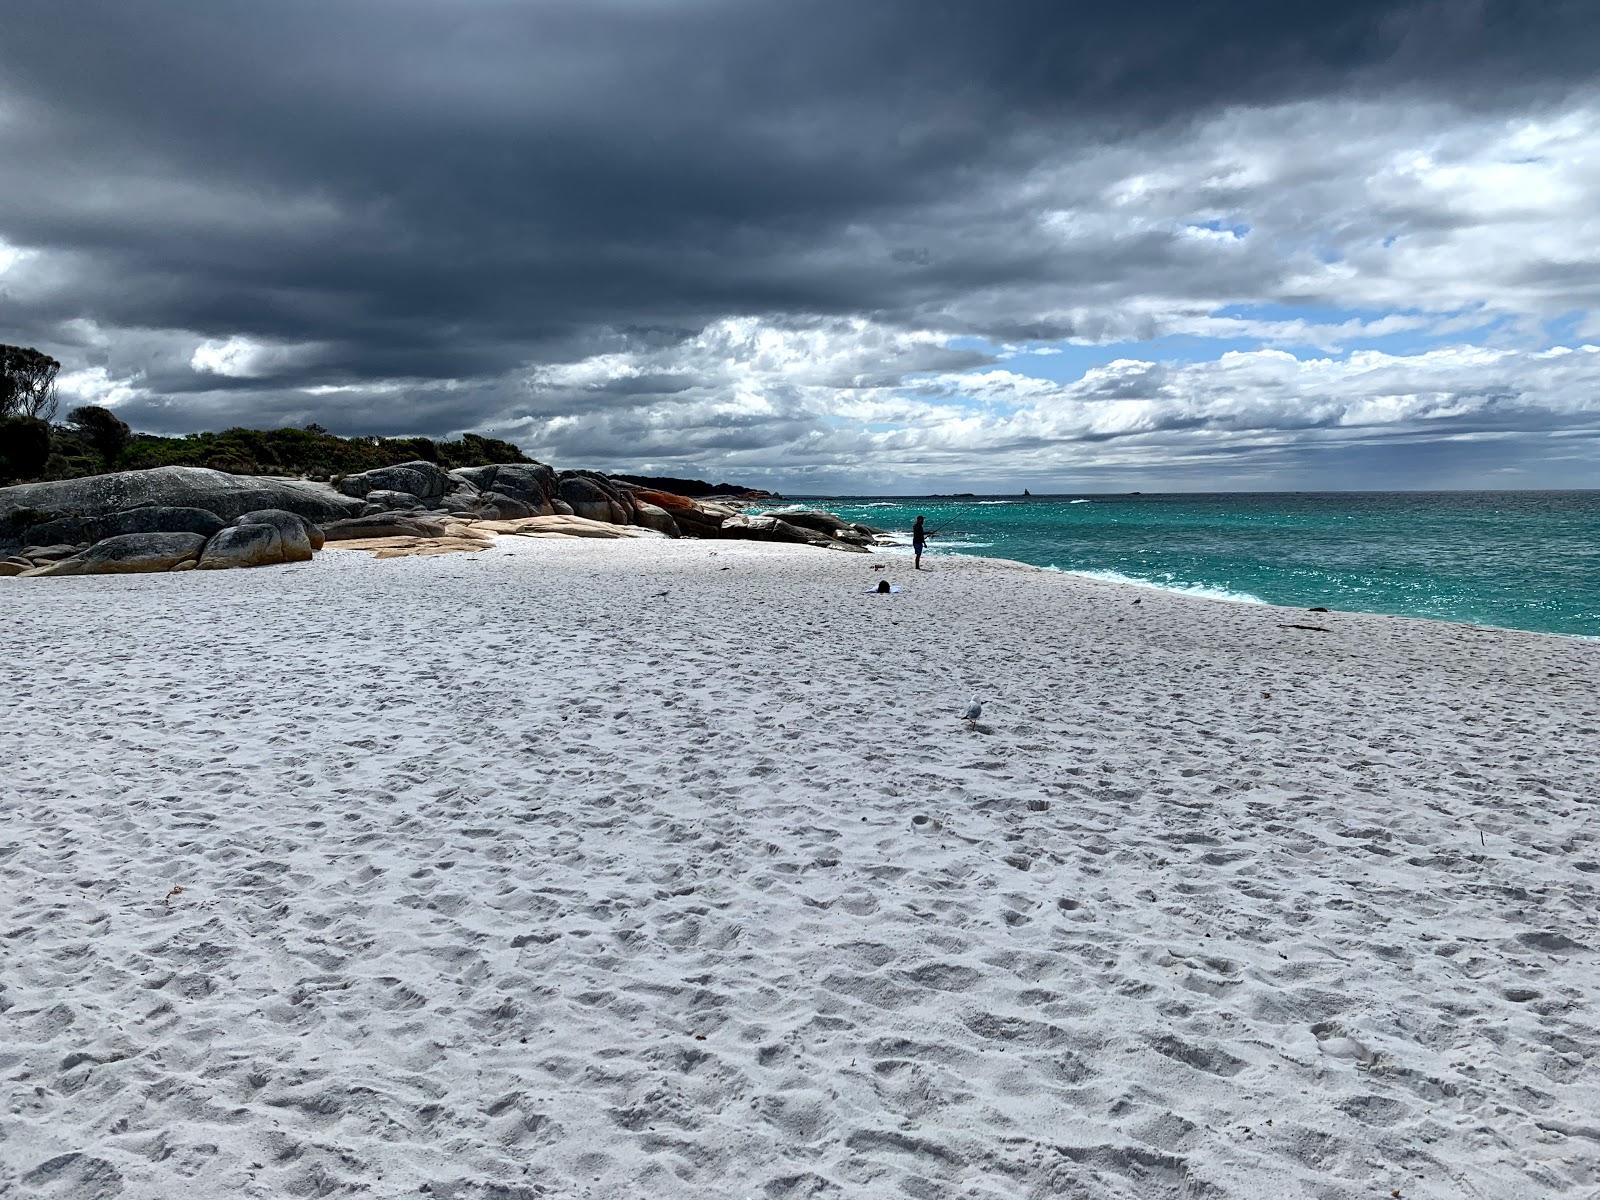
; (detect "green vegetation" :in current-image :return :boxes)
[0,416,53,484]
[113,426,530,479]
[1,344,61,422]
[1,418,532,487]
[1,341,532,484]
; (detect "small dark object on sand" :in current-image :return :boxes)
[876,579,891,594]
[1280,623,1331,632]
[1308,606,1330,612]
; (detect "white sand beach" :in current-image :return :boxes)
[4,540,1599,1200]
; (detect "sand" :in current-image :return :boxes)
[4,539,1598,1199]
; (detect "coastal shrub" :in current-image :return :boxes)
[437,432,527,468]
[0,344,61,422]
[0,408,539,485]
[67,405,132,467]
[0,415,53,484]
[102,425,534,480]
[385,436,439,463]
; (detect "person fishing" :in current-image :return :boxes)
[912,514,929,569]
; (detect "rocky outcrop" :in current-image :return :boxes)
[342,535,497,559]
[21,505,226,547]
[16,543,83,562]
[0,466,362,553]
[438,479,482,515]
[20,532,208,576]
[720,513,870,553]
[198,523,288,570]
[477,491,539,519]
[626,488,729,537]
[630,501,680,537]
[759,509,888,548]
[333,461,562,522]
[6,504,322,576]
[320,512,453,541]
[363,488,428,512]
[335,460,450,502]
[1,460,861,577]
[481,514,666,540]
[232,508,323,554]
[625,487,700,514]
[768,509,851,536]
[557,473,631,524]
[451,463,557,511]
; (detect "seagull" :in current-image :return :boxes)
[962,698,983,725]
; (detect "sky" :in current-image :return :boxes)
[2,0,1598,493]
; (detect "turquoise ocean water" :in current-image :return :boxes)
[765,492,1600,637]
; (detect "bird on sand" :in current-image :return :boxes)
[962,698,983,725]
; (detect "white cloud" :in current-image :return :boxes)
[507,316,1600,486]
[57,365,144,410]
[0,236,23,275]
[190,335,322,379]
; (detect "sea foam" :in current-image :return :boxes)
[1059,567,1267,605]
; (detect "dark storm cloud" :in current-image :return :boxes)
[4,0,1596,382]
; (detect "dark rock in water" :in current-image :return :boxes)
[771,509,852,536]
[197,523,287,570]
[231,508,321,556]
[320,512,451,541]
[21,532,208,576]
[335,460,450,501]
[720,513,868,553]
[773,512,887,544]
[0,466,362,552]
[23,505,226,547]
